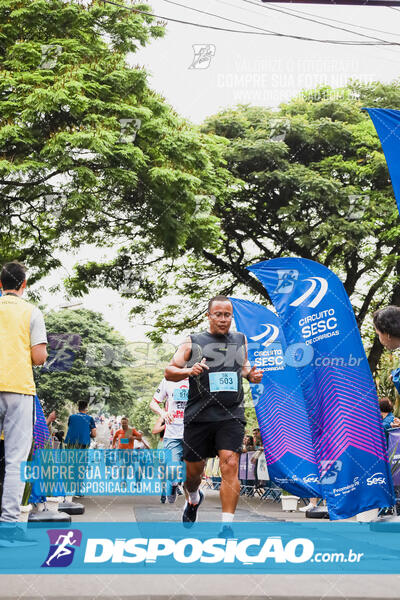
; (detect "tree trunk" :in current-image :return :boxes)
[368,335,384,375]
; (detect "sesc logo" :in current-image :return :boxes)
[366,473,386,486]
[42,529,82,568]
[250,324,280,348]
[290,277,328,309]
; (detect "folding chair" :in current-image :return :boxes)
[261,481,282,502]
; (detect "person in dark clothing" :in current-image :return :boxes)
[165,295,262,527]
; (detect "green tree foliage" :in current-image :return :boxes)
[125,363,165,441]
[36,308,135,420]
[128,82,400,371]
[374,352,398,407]
[244,385,260,433]
[0,0,227,286]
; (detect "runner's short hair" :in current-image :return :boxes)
[78,400,88,411]
[0,261,26,291]
[207,295,232,312]
[373,306,400,337]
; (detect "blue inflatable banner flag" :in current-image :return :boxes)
[247,258,394,519]
[364,108,400,214]
[33,396,51,453]
[30,397,61,504]
[231,297,321,498]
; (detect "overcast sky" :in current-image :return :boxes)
[135,1,400,123]
[42,1,400,342]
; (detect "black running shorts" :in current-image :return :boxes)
[183,419,245,462]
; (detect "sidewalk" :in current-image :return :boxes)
[0,573,397,600]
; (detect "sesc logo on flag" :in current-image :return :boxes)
[250,323,280,348]
[290,277,328,308]
[247,257,395,519]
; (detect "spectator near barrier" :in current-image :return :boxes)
[252,428,263,450]
[374,307,400,402]
[0,261,48,534]
[242,434,255,452]
[377,397,400,516]
[379,397,400,441]
[387,427,400,515]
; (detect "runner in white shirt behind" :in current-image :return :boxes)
[150,377,189,503]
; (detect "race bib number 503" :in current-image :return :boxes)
[209,372,238,392]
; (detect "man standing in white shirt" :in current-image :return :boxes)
[150,378,189,503]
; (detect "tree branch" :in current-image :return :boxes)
[202,249,270,300]
[357,262,394,326]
